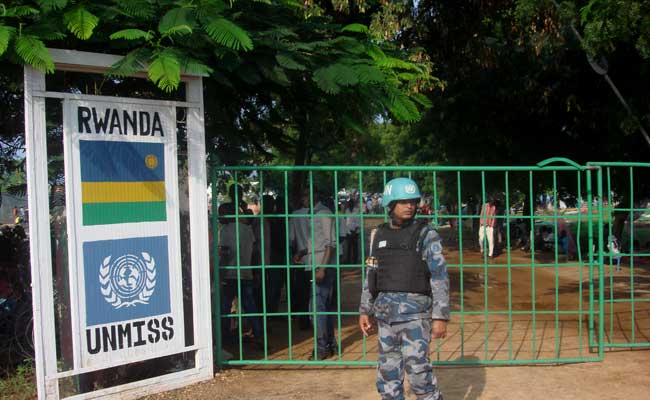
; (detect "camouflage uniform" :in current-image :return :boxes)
[359,222,449,400]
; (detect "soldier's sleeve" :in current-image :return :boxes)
[358,228,377,315]
[420,226,450,321]
[358,273,375,315]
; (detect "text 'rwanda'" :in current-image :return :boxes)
[78,106,165,136]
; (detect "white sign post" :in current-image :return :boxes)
[25,49,213,399]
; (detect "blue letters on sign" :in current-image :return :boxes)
[83,236,171,326]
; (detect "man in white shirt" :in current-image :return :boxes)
[290,189,337,359]
[289,196,311,330]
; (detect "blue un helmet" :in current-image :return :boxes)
[382,177,421,209]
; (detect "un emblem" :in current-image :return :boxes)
[405,184,416,194]
[99,252,156,309]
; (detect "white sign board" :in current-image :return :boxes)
[26,49,212,400]
[63,99,185,368]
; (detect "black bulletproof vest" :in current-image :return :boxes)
[371,221,431,295]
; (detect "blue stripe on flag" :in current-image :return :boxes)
[80,140,164,182]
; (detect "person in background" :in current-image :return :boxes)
[291,188,337,359]
[338,200,350,264]
[267,196,287,314]
[218,203,263,348]
[228,184,248,216]
[479,198,497,258]
[609,233,622,272]
[289,191,312,331]
[345,192,361,265]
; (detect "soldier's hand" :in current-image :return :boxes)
[359,314,374,336]
[432,319,447,339]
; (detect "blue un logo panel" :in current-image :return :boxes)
[83,236,171,326]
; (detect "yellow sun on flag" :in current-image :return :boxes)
[145,154,158,169]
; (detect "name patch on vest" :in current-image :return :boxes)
[378,240,387,248]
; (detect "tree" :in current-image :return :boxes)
[516,0,650,148]
[0,64,23,180]
[517,0,650,60]
[0,0,436,202]
[0,0,255,90]
[200,3,436,167]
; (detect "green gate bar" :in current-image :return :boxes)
[210,162,615,366]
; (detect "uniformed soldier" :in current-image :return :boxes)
[359,177,449,400]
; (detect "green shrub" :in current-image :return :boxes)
[0,360,37,400]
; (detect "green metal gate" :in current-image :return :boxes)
[588,162,650,350]
[208,158,628,366]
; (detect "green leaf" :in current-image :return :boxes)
[313,68,340,94]
[579,1,595,25]
[181,58,214,76]
[109,29,153,41]
[341,23,369,34]
[281,0,303,8]
[398,72,417,81]
[275,53,306,71]
[269,66,291,86]
[63,6,99,40]
[259,64,279,85]
[352,64,385,84]
[148,50,181,92]
[14,35,54,73]
[204,17,253,51]
[340,115,367,134]
[331,64,358,86]
[367,44,387,61]
[388,93,420,122]
[410,92,432,108]
[313,64,359,94]
[332,36,366,54]
[376,56,419,71]
[165,25,193,36]
[2,6,39,17]
[288,42,316,52]
[24,21,66,40]
[159,8,195,35]
[258,27,299,40]
[113,0,155,19]
[107,48,152,78]
[194,0,227,19]
[35,0,68,12]
[0,25,16,56]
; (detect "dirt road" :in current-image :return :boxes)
[144,229,650,399]
[145,349,650,400]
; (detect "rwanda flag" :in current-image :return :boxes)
[80,140,167,226]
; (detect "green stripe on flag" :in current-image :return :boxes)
[82,201,167,225]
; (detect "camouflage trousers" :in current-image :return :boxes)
[376,319,442,400]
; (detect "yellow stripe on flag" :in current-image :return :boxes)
[82,181,166,203]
